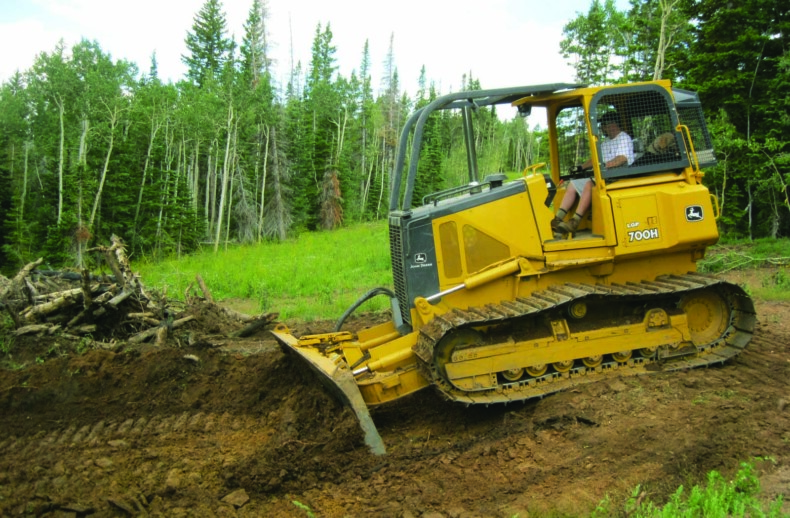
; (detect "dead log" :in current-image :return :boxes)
[128,312,155,318]
[229,313,280,338]
[15,323,54,336]
[23,293,75,321]
[129,326,159,344]
[128,315,195,344]
[73,324,97,335]
[23,278,38,305]
[107,288,133,308]
[81,269,93,308]
[103,243,126,289]
[126,313,161,326]
[173,315,195,328]
[67,308,90,328]
[155,326,168,346]
[1,259,52,330]
[195,275,214,303]
[34,287,83,302]
[92,290,118,317]
[0,258,43,301]
[184,282,195,304]
[218,305,257,323]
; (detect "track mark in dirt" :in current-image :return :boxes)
[0,295,789,516]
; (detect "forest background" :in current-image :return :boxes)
[0,0,787,274]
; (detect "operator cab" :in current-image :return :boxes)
[514,81,715,248]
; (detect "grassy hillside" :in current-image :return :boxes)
[135,223,790,321]
[135,221,392,321]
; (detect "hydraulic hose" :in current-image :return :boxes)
[333,287,398,332]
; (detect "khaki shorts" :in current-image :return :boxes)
[569,178,593,194]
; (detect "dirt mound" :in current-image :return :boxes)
[1,276,789,516]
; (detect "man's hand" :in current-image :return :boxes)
[569,165,584,174]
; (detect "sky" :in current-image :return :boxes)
[0,0,629,97]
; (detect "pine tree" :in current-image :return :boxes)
[182,0,233,88]
[240,0,272,87]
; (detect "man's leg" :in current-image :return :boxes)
[558,180,592,235]
[551,186,579,232]
[576,179,593,215]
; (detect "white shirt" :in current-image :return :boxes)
[601,131,634,166]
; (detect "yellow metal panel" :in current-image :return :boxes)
[444,314,688,381]
[438,221,463,278]
[463,225,511,273]
[433,186,544,288]
[611,181,719,257]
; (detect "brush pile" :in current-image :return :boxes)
[0,235,277,350]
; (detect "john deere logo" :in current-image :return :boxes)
[415,253,427,263]
[685,205,703,222]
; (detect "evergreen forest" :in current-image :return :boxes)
[0,0,788,274]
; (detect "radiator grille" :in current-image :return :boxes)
[388,218,410,325]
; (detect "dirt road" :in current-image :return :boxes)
[1,274,788,517]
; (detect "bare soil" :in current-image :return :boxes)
[1,270,789,517]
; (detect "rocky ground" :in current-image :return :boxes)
[0,269,789,517]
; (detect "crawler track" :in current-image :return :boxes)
[413,273,756,404]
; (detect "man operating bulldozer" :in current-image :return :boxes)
[552,111,634,235]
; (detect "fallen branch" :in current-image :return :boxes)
[81,269,93,308]
[0,258,43,302]
[218,305,257,323]
[72,324,97,335]
[195,275,214,303]
[107,288,133,308]
[128,315,195,344]
[23,293,76,321]
[155,326,168,346]
[15,324,54,336]
[230,313,279,338]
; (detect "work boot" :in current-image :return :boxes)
[550,216,563,233]
[557,217,579,235]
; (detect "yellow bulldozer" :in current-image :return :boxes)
[272,80,755,455]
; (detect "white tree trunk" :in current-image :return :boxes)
[89,103,120,229]
[258,125,270,242]
[56,96,65,226]
[214,104,234,253]
[134,114,162,230]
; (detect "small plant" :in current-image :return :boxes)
[5,359,27,370]
[770,268,790,290]
[0,335,14,355]
[619,458,785,518]
[591,493,612,518]
[1,313,13,330]
[692,393,709,405]
[76,336,93,354]
[291,500,316,518]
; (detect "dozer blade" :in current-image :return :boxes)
[271,324,386,455]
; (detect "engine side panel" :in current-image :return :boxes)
[610,180,718,256]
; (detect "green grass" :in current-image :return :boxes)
[134,227,790,321]
[592,458,787,518]
[134,221,393,321]
[700,237,790,273]
[700,238,790,301]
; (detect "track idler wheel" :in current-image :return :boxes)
[525,364,548,377]
[612,350,633,362]
[501,368,525,381]
[582,355,603,368]
[679,288,730,346]
[433,328,483,383]
[553,360,574,372]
